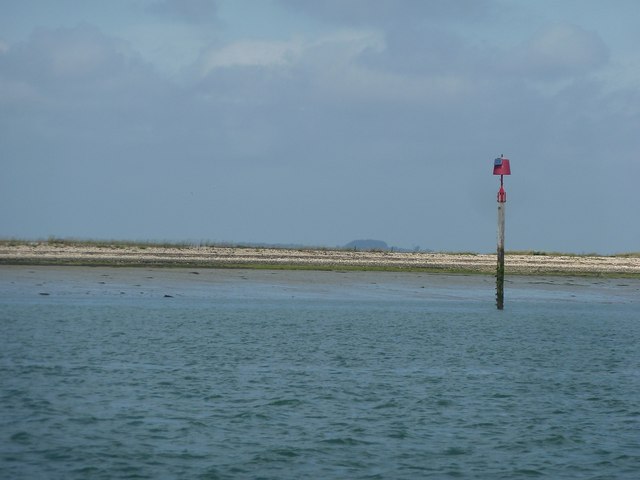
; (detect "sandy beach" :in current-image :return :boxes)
[1,242,639,276]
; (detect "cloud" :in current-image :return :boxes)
[196,28,383,72]
[278,0,494,27]
[0,24,174,119]
[515,24,609,78]
[0,24,175,164]
[194,28,477,109]
[1,24,138,87]
[199,39,304,72]
[277,3,609,87]
[147,0,218,23]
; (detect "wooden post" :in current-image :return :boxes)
[496,200,505,310]
[493,155,510,310]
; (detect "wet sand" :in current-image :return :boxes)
[1,243,639,276]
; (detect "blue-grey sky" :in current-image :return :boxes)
[1,0,639,253]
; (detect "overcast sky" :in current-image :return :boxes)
[1,0,639,253]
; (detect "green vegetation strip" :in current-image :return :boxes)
[1,258,639,278]
[0,257,483,274]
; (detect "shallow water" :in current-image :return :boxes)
[1,266,639,479]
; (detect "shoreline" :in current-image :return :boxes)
[1,243,639,277]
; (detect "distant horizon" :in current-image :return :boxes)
[2,236,638,257]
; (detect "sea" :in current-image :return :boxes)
[1,266,639,479]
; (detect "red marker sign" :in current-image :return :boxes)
[493,156,511,203]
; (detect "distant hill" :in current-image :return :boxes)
[344,239,389,251]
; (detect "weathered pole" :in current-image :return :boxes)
[493,156,511,310]
[496,177,506,309]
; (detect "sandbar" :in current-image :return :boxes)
[1,243,639,277]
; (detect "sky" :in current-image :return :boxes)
[1,0,639,254]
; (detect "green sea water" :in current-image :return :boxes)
[1,266,639,479]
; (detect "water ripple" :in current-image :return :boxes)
[2,268,640,478]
